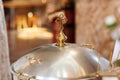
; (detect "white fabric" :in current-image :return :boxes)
[112,40,120,62]
[102,77,118,80]
[0,0,11,80]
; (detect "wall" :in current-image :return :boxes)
[76,0,120,58]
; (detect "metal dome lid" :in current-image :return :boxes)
[11,43,108,80]
[11,11,109,80]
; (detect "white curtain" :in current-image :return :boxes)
[0,0,11,80]
[112,40,120,62]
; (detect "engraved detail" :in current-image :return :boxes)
[26,56,42,64]
[17,72,27,80]
[16,72,36,80]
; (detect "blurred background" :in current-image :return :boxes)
[2,0,119,63]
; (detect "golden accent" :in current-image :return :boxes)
[17,72,36,80]
[29,76,36,80]
[48,11,67,24]
[17,72,28,80]
[108,52,113,68]
[56,15,67,47]
[81,44,95,49]
[48,11,67,47]
[26,56,42,64]
[97,53,101,73]
[56,30,67,47]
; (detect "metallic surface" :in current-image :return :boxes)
[11,43,109,80]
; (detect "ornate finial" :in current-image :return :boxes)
[48,11,67,47]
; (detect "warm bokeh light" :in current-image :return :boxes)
[17,27,53,40]
[15,11,51,40]
[41,0,47,4]
[28,12,33,18]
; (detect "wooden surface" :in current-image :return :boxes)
[8,30,52,63]
[4,0,45,8]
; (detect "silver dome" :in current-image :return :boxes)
[11,43,108,80]
[11,11,109,80]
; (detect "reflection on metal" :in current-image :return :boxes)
[26,56,42,64]
[16,72,97,80]
[81,44,95,49]
[48,11,67,47]
[16,72,36,80]
[11,44,109,80]
[97,53,101,73]
[17,72,27,80]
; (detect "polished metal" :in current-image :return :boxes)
[25,56,42,64]
[11,43,109,80]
